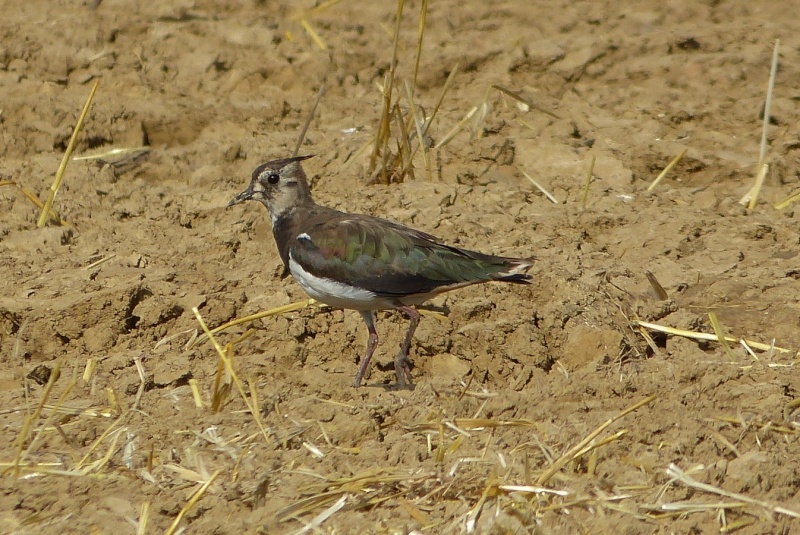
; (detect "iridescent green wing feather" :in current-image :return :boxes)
[291,215,527,297]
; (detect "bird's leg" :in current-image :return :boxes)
[354,310,379,388]
[394,305,420,387]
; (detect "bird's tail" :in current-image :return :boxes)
[494,257,534,283]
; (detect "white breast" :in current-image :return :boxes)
[288,253,388,310]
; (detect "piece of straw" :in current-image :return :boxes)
[708,312,735,359]
[647,148,687,192]
[72,146,150,161]
[424,62,459,140]
[164,470,221,535]
[740,163,769,208]
[10,362,61,476]
[293,82,326,157]
[742,39,779,209]
[537,395,655,485]
[645,271,669,300]
[83,253,116,270]
[396,63,459,180]
[368,0,404,179]
[136,502,149,535]
[518,166,559,204]
[188,378,203,408]
[82,358,97,383]
[1,181,66,225]
[435,106,477,149]
[491,84,560,119]
[192,307,271,444]
[299,19,327,50]
[290,495,347,535]
[189,299,316,348]
[38,80,100,227]
[753,40,780,205]
[774,190,800,210]
[636,320,792,354]
[403,80,431,180]
[411,0,427,95]
[666,463,800,519]
[581,155,595,209]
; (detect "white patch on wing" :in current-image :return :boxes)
[296,232,312,243]
[288,254,387,310]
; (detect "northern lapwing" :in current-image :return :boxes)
[228,155,534,387]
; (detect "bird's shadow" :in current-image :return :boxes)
[416,303,451,316]
[363,379,417,391]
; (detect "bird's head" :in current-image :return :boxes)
[228,155,315,222]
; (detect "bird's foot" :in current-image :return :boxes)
[393,352,414,389]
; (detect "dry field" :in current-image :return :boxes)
[2,1,800,533]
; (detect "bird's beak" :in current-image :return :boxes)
[227,186,254,207]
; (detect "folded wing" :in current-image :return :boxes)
[290,215,532,298]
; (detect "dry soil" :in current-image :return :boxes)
[2,1,800,533]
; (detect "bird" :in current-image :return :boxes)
[228,155,534,387]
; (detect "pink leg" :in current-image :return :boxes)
[354,310,378,387]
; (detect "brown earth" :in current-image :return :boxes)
[2,0,800,533]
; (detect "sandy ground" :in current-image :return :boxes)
[2,0,800,533]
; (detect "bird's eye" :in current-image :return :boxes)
[267,173,280,184]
